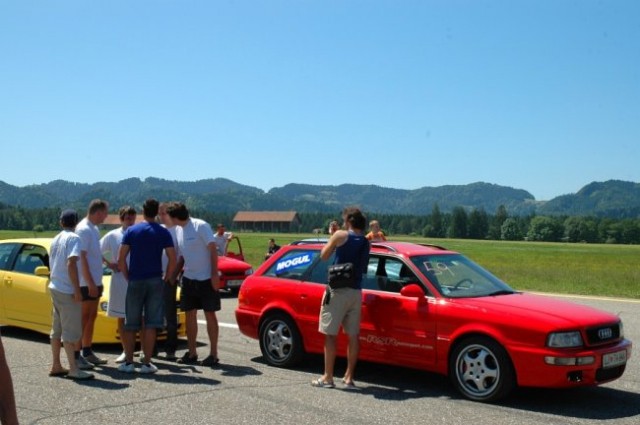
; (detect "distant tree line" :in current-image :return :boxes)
[1,202,639,245]
[298,205,640,245]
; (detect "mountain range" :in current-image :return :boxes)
[1,178,639,218]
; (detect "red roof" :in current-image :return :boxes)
[233,211,299,222]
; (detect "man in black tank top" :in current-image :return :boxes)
[311,207,369,390]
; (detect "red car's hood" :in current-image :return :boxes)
[218,256,252,272]
[451,292,620,329]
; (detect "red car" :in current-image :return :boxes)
[218,236,253,292]
[235,241,632,402]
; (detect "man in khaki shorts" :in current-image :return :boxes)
[313,207,370,390]
[48,209,94,380]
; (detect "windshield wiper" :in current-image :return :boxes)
[485,290,515,297]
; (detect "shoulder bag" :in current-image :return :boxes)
[327,262,356,289]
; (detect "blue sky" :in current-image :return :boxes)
[1,1,638,201]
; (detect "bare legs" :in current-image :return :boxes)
[185,310,198,357]
[320,333,359,384]
[81,299,98,354]
[203,311,219,358]
[51,338,80,374]
[185,310,218,359]
[0,334,19,425]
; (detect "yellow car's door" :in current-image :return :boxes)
[0,242,22,323]
[3,243,51,331]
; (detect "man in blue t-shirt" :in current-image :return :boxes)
[117,199,176,374]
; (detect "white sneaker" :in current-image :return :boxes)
[139,363,158,374]
[76,356,95,370]
[118,362,136,373]
[115,352,127,363]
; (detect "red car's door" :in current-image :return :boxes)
[360,256,437,368]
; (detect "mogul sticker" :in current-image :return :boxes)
[276,252,314,273]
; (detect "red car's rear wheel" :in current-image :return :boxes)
[259,313,304,367]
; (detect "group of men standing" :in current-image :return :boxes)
[48,198,225,379]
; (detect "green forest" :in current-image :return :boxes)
[2,203,639,245]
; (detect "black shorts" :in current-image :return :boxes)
[80,285,104,301]
[180,277,221,312]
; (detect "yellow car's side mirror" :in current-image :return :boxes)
[34,266,50,277]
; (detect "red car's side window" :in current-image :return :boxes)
[264,249,320,281]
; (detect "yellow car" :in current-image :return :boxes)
[0,238,186,343]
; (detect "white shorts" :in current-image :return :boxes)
[107,272,127,318]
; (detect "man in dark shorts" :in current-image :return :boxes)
[167,202,221,367]
[117,199,176,374]
[75,199,109,367]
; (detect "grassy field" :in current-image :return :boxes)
[3,230,638,299]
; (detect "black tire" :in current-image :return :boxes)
[449,336,516,402]
[258,313,304,367]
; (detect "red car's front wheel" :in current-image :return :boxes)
[449,336,516,402]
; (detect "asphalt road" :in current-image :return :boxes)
[2,293,639,425]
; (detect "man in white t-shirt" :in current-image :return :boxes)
[100,206,137,363]
[75,199,109,367]
[48,209,94,380]
[212,223,233,256]
[167,202,221,367]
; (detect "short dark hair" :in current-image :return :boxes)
[88,199,108,215]
[343,206,367,231]
[60,209,79,228]
[166,202,189,221]
[142,199,159,218]
[118,205,137,221]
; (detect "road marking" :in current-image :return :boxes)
[197,319,239,329]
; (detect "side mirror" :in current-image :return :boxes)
[400,283,425,298]
[34,266,50,277]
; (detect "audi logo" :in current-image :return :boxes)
[598,328,613,339]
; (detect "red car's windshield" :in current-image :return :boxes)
[411,254,515,298]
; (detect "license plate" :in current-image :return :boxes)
[602,350,627,368]
[226,279,244,288]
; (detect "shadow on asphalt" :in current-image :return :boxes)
[250,353,640,420]
[2,326,262,387]
[7,326,639,419]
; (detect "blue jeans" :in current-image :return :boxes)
[124,277,165,331]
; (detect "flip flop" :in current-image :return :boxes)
[48,369,69,377]
[342,381,358,390]
[311,378,335,388]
